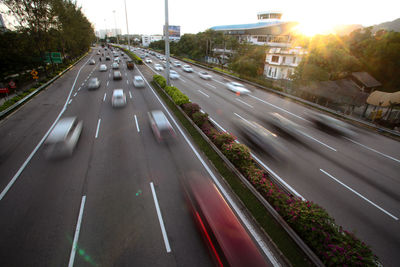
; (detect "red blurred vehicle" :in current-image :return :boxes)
[183,173,270,267]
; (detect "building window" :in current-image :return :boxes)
[257,36,267,42]
[271,56,279,63]
[282,56,286,64]
[293,57,296,64]
[268,67,272,76]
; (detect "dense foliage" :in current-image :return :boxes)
[293,28,400,92]
[1,0,95,80]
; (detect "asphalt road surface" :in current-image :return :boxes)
[0,48,278,267]
[138,48,400,267]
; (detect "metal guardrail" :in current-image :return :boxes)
[174,56,400,138]
[0,52,88,120]
[151,80,324,266]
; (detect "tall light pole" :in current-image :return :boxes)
[164,0,170,85]
[113,10,119,45]
[124,0,130,48]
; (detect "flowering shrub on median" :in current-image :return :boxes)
[152,74,378,266]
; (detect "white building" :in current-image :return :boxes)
[142,35,164,46]
[264,47,306,80]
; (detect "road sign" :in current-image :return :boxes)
[8,81,16,89]
[44,52,62,63]
[0,88,9,94]
[33,75,39,80]
[31,69,38,76]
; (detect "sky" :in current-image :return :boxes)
[77,0,399,35]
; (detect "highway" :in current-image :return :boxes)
[139,48,400,266]
[0,48,278,266]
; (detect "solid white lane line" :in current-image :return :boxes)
[344,137,400,163]
[129,91,132,99]
[298,131,337,152]
[103,93,106,102]
[179,77,186,83]
[320,169,398,220]
[95,119,101,139]
[209,117,228,132]
[78,87,81,91]
[107,81,109,87]
[134,115,140,132]
[234,112,249,122]
[249,94,307,121]
[73,92,77,97]
[0,56,93,201]
[68,195,86,267]
[68,99,72,105]
[150,182,171,253]
[206,83,216,89]
[198,90,210,98]
[137,67,278,265]
[236,98,254,108]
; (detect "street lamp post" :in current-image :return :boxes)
[124,0,130,48]
[164,0,170,86]
[113,10,119,45]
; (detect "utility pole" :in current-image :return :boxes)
[113,10,119,45]
[164,0,170,86]
[124,0,130,48]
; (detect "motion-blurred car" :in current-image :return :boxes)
[173,61,181,67]
[112,62,119,69]
[199,71,212,80]
[96,51,101,55]
[99,64,107,71]
[234,118,286,160]
[145,58,152,63]
[182,65,193,72]
[88,77,100,90]
[182,172,269,267]
[114,57,120,63]
[126,59,134,70]
[133,76,145,88]
[262,112,304,141]
[154,64,163,71]
[44,117,83,158]
[113,70,122,80]
[111,89,126,108]
[89,59,95,65]
[169,70,180,80]
[105,56,111,61]
[148,110,176,142]
[309,113,356,137]
[226,82,250,95]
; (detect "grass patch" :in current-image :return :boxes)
[151,81,311,266]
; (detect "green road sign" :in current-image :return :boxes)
[44,52,62,64]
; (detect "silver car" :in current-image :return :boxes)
[133,76,145,88]
[169,70,180,80]
[44,117,83,158]
[111,89,127,108]
[88,77,100,90]
[89,59,95,65]
[112,62,119,69]
[99,64,107,71]
[226,82,250,95]
[182,65,193,72]
[199,71,212,80]
[154,64,163,71]
[148,110,176,142]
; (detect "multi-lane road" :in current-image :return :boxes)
[138,48,400,266]
[0,48,279,266]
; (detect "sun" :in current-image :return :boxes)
[294,21,336,36]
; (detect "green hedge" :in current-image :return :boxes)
[115,45,143,64]
[153,75,190,106]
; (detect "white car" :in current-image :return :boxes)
[169,70,180,80]
[145,58,152,63]
[112,62,119,69]
[148,110,176,142]
[99,64,107,71]
[182,65,193,72]
[89,59,95,65]
[114,57,120,63]
[199,71,212,80]
[173,61,181,67]
[44,117,83,158]
[133,76,145,88]
[88,77,100,90]
[226,82,251,95]
[154,64,164,71]
[111,89,127,108]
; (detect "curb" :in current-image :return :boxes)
[0,52,89,121]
